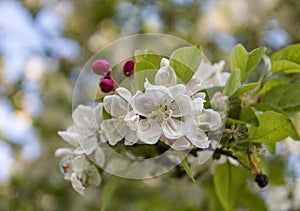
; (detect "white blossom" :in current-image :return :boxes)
[101,87,139,146]
[55,104,104,194]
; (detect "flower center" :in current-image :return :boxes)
[150,104,172,122]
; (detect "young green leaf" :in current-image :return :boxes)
[271,44,300,73]
[261,83,300,112]
[231,82,259,98]
[230,44,266,82]
[134,60,157,91]
[239,106,258,126]
[223,68,241,97]
[264,143,276,154]
[214,161,247,211]
[178,152,195,182]
[134,49,161,69]
[101,176,119,211]
[169,46,202,83]
[255,77,293,97]
[247,111,291,143]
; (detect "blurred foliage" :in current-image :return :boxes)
[0,0,300,210]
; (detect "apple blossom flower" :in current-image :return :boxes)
[186,60,230,95]
[101,87,139,146]
[55,104,105,194]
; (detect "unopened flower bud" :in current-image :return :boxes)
[92,59,110,75]
[99,78,114,93]
[255,174,269,188]
[123,60,135,77]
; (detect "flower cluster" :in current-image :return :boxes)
[56,53,229,194]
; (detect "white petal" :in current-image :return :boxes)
[137,119,162,144]
[55,148,72,157]
[195,60,214,82]
[101,119,126,145]
[78,134,98,155]
[71,173,85,195]
[186,125,210,148]
[92,146,105,167]
[171,137,191,151]
[160,136,191,151]
[155,58,177,87]
[124,129,139,145]
[103,95,127,117]
[192,97,205,116]
[132,90,170,117]
[162,118,186,139]
[95,103,104,126]
[72,105,94,127]
[169,95,193,117]
[87,165,101,186]
[125,110,139,130]
[197,109,222,131]
[116,87,132,103]
[57,129,78,147]
[185,75,203,96]
[168,84,186,98]
[71,155,90,173]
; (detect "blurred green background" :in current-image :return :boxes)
[0,0,300,210]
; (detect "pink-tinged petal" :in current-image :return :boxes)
[186,125,210,148]
[100,119,126,145]
[92,147,105,167]
[155,58,177,87]
[169,95,193,117]
[103,95,127,117]
[137,119,162,144]
[116,87,132,103]
[70,173,85,195]
[185,75,203,96]
[162,118,186,139]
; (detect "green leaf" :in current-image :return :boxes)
[214,161,247,211]
[231,82,259,98]
[203,181,225,211]
[247,111,291,143]
[101,176,119,211]
[264,143,276,154]
[239,107,258,126]
[169,46,202,83]
[178,152,195,182]
[240,187,268,211]
[134,49,161,69]
[290,121,300,140]
[134,60,157,91]
[230,44,266,82]
[255,77,293,97]
[261,83,300,112]
[223,68,241,97]
[271,44,300,73]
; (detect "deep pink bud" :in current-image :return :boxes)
[257,95,263,103]
[92,59,110,75]
[123,60,135,77]
[99,78,114,93]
